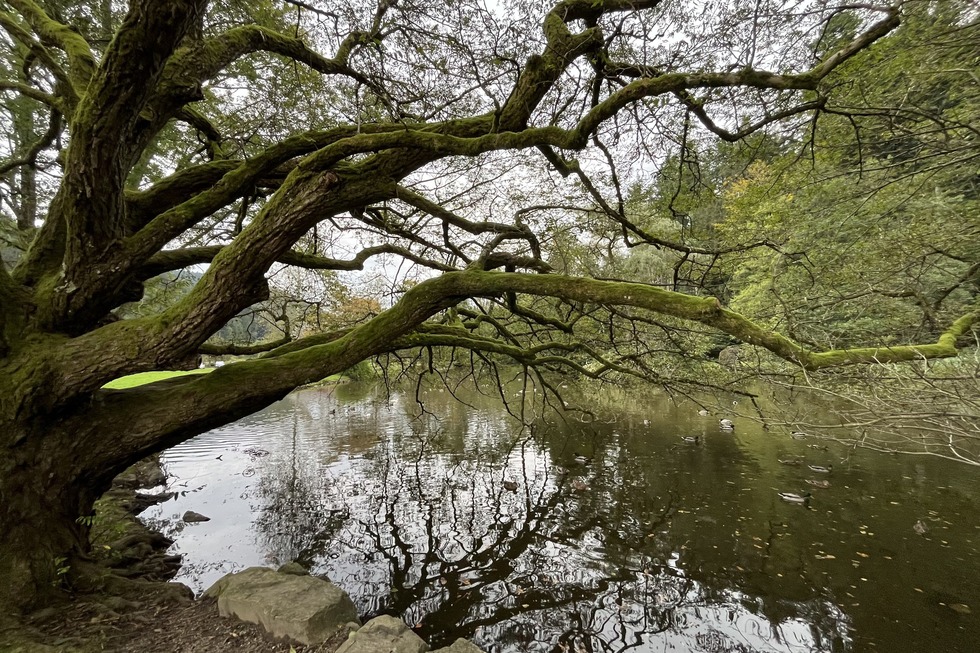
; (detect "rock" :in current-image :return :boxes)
[432,639,487,653]
[137,462,168,488]
[128,491,176,515]
[112,471,141,489]
[335,615,428,653]
[155,582,195,605]
[182,510,210,523]
[717,345,741,369]
[114,457,168,489]
[109,531,173,552]
[204,567,360,645]
[278,561,309,576]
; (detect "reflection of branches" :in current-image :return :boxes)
[753,345,980,466]
[213,385,857,652]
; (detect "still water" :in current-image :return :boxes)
[142,382,979,652]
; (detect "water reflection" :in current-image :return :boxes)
[143,383,979,652]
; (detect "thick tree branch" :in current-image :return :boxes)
[173,24,379,93]
[198,335,291,356]
[130,124,400,253]
[132,22,394,157]
[15,0,207,295]
[76,267,974,473]
[141,243,455,278]
[44,270,973,425]
[0,81,60,110]
[5,0,95,90]
[0,9,76,107]
[124,160,242,228]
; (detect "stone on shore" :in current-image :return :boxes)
[336,615,428,653]
[113,457,168,489]
[181,510,210,523]
[204,567,360,645]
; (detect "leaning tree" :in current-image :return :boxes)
[0,0,976,612]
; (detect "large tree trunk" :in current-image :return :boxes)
[0,422,107,613]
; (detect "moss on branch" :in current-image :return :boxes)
[0,10,78,108]
[198,336,291,356]
[76,269,975,468]
[804,308,978,370]
[179,25,376,90]
[125,160,241,227]
[436,271,976,372]
[5,0,95,90]
[130,124,399,254]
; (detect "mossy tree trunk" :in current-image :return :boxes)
[0,431,101,609]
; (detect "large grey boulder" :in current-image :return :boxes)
[336,615,428,653]
[204,567,360,645]
[432,639,487,653]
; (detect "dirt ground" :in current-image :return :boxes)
[22,587,352,653]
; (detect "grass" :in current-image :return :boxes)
[307,373,345,386]
[103,367,357,390]
[102,368,212,389]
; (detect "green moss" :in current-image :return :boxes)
[101,368,211,389]
[303,373,347,387]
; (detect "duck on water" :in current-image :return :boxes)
[778,491,812,504]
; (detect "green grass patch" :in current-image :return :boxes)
[102,368,212,389]
[305,373,346,387]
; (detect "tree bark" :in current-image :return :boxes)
[0,422,108,612]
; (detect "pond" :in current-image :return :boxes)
[141,382,979,652]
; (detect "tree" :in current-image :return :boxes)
[0,0,975,614]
